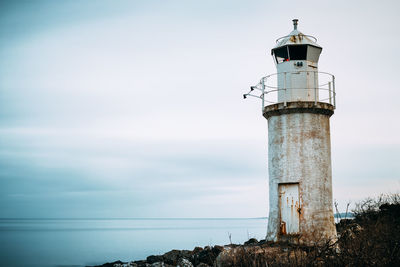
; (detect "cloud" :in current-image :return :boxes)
[0,0,399,218]
[0,124,268,217]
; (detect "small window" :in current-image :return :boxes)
[274,47,289,64]
[288,45,307,60]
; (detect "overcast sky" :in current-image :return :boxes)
[0,0,399,218]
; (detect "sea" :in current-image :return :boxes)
[0,218,267,267]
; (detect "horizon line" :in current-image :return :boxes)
[0,217,268,220]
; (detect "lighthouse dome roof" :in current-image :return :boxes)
[272,19,321,52]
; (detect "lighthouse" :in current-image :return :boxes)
[244,19,337,244]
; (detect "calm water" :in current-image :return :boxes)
[0,218,267,267]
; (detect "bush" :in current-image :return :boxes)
[335,194,400,266]
[217,194,400,267]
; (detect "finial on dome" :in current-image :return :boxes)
[293,19,298,30]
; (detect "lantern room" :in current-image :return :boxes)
[271,19,323,103]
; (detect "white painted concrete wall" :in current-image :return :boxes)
[277,61,319,103]
[266,111,337,244]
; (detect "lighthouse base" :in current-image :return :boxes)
[263,102,337,245]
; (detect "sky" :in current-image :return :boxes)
[0,0,399,218]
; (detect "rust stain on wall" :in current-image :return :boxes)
[265,102,337,245]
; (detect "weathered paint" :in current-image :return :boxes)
[273,29,322,50]
[279,183,300,234]
[272,19,322,104]
[264,102,337,245]
[276,62,319,103]
[249,20,337,245]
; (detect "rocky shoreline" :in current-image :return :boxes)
[89,237,331,267]
[90,238,276,267]
[90,198,400,267]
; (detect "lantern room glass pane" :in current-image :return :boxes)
[307,46,322,62]
[288,45,307,60]
[274,47,289,64]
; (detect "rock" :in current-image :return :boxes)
[147,255,164,264]
[211,245,224,255]
[195,247,213,265]
[244,238,258,245]
[258,239,266,245]
[192,245,223,266]
[215,246,282,267]
[163,249,182,265]
[195,263,210,267]
[94,260,125,267]
[177,258,194,267]
[113,262,140,267]
[132,260,150,267]
[151,263,174,267]
[203,246,211,251]
[192,247,203,254]
[190,247,203,265]
[180,250,193,259]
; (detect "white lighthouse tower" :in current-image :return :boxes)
[244,19,337,244]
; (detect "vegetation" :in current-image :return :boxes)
[219,194,400,267]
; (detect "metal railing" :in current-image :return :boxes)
[244,71,336,111]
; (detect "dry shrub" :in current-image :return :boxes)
[218,194,400,267]
[336,193,400,266]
